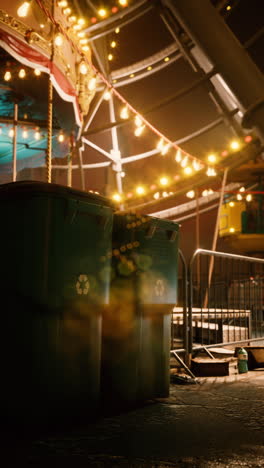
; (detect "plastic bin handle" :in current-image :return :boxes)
[66,201,112,231]
[145,225,178,242]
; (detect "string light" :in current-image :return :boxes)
[229,201,235,207]
[136,186,145,195]
[58,132,65,142]
[120,106,129,119]
[34,69,41,76]
[239,187,245,192]
[153,192,160,200]
[246,194,252,202]
[57,0,68,7]
[63,7,71,16]
[115,27,120,34]
[17,1,31,17]
[98,8,107,18]
[207,154,217,163]
[18,68,26,78]
[108,54,113,61]
[79,61,88,75]
[236,194,243,201]
[22,128,28,139]
[103,91,111,101]
[206,167,216,176]
[34,128,41,140]
[135,115,143,127]
[8,128,14,137]
[134,125,145,137]
[160,177,169,186]
[112,193,122,202]
[175,149,182,163]
[88,77,96,91]
[54,33,63,46]
[193,160,202,171]
[119,0,128,5]
[181,156,188,168]
[230,140,240,150]
[184,166,192,175]
[4,70,11,81]
[110,41,117,48]
[186,190,195,198]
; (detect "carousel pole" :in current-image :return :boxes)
[46,78,53,183]
[12,101,18,182]
[46,0,55,184]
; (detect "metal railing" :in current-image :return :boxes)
[171,249,264,370]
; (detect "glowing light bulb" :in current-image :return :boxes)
[153,192,160,200]
[207,153,216,163]
[82,45,90,52]
[246,194,252,202]
[160,177,169,186]
[175,149,182,163]
[136,186,145,195]
[57,0,67,7]
[98,8,107,17]
[120,106,129,119]
[34,68,41,76]
[161,143,170,155]
[244,135,252,143]
[164,57,170,62]
[88,77,96,91]
[193,160,202,171]
[181,156,188,168]
[0,127,2,134]
[103,91,111,101]
[134,125,145,137]
[79,62,88,75]
[108,54,113,61]
[157,138,164,151]
[229,227,235,233]
[135,115,142,127]
[4,70,11,81]
[79,38,88,45]
[162,191,169,198]
[229,202,235,207]
[186,190,195,199]
[237,194,243,201]
[54,33,63,46]
[230,140,240,150]
[110,41,117,48]
[239,186,245,192]
[78,18,86,26]
[22,129,28,139]
[206,167,216,176]
[17,1,31,17]
[63,7,71,15]
[68,15,77,23]
[115,27,120,34]
[112,193,122,202]
[58,133,65,142]
[119,0,128,5]
[34,129,41,140]
[184,166,192,175]
[8,128,14,137]
[202,190,208,197]
[147,66,152,71]
[18,68,26,79]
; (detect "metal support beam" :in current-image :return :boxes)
[12,102,18,182]
[165,0,264,143]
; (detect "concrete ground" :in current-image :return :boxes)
[1,370,264,467]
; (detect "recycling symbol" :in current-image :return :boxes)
[76,274,90,295]
[154,279,165,297]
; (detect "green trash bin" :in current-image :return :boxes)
[0,181,113,422]
[101,212,179,408]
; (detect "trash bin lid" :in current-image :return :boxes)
[0,180,115,208]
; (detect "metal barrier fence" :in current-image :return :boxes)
[171,249,264,370]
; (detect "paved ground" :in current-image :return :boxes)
[1,370,264,467]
